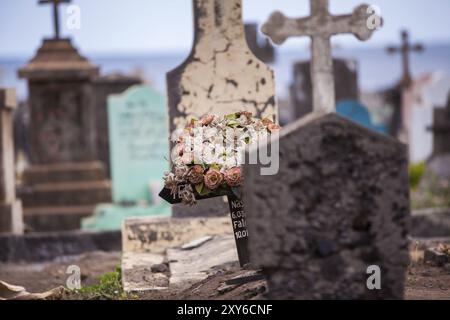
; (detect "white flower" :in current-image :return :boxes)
[204,127,218,141]
[171,128,185,142]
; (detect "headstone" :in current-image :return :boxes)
[336,99,386,134]
[425,93,450,181]
[18,2,111,231]
[256,5,402,298]
[166,0,278,217]
[108,85,168,204]
[81,85,170,231]
[289,58,359,120]
[93,74,142,177]
[18,38,99,163]
[243,113,410,299]
[408,73,450,162]
[244,23,275,64]
[0,89,23,234]
[262,0,377,113]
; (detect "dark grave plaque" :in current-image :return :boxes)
[160,185,250,267]
[226,192,250,267]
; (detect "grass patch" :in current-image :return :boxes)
[409,161,425,190]
[71,266,136,300]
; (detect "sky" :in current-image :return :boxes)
[0,0,449,57]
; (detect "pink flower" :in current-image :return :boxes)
[175,143,184,156]
[261,117,274,126]
[267,123,281,132]
[199,114,215,126]
[238,111,252,119]
[224,167,242,187]
[188,165,204,185]
[204,168,223,190]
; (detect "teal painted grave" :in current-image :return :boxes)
[336,100,386,134]
[83,85,170,230]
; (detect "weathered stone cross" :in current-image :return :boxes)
[39,0,71,39]
[386,30,424,88]
[262,0,378,113]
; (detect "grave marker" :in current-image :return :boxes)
[0,89,23,234]
[39,0,71,39]
[166,0,278,217]
[159,186,250,267]
[262,0,377,113]
[290,58,359,120]
[425,93,450,181]
[18,1,111,231]
[336,99,386,134]
[244,1,410,299]
[93,74,142,177]
[386,30,424,88]
[108,85,169,204]
[243,113,410,299]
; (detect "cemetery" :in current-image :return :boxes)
[0,0,450,302]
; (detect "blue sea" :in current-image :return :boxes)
[1,43,449,101]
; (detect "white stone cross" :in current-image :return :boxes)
[262,0,379,113]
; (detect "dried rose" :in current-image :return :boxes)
[261,117,274,126]
[199,114,215,126]
[204,168,224,190]
[238,111,252,119]
[188,165,204,184]
[175,143,184,156]
[224,167,242,187]
[267,123,281,132]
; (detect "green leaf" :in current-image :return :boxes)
[195,183,211,196]
[210,163,221,170]
[194,183,204,195]
[225,113,238,120]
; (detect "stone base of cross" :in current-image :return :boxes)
[159,185,250,267]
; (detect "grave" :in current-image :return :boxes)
[166,0,278,217]
[18,0,111,231]
[121,215,233,291]
[385,30,424,140]
[289,58,359,120]
[421,93,450,189]
[0,88,23,234]
[82,85,171,231]
[262,0,376,113]
[336,99,386,134]
[242,0,410,299]
[92,74,142,177]
[244,112,410,299]
[386,30,424,89]
[121,0,277,289]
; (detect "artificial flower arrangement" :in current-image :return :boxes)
[162,111,280,205]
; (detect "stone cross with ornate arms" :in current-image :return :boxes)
[262,0,378,113]
[39,0,71,39]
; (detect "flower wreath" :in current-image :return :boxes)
[163,111,280,205]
